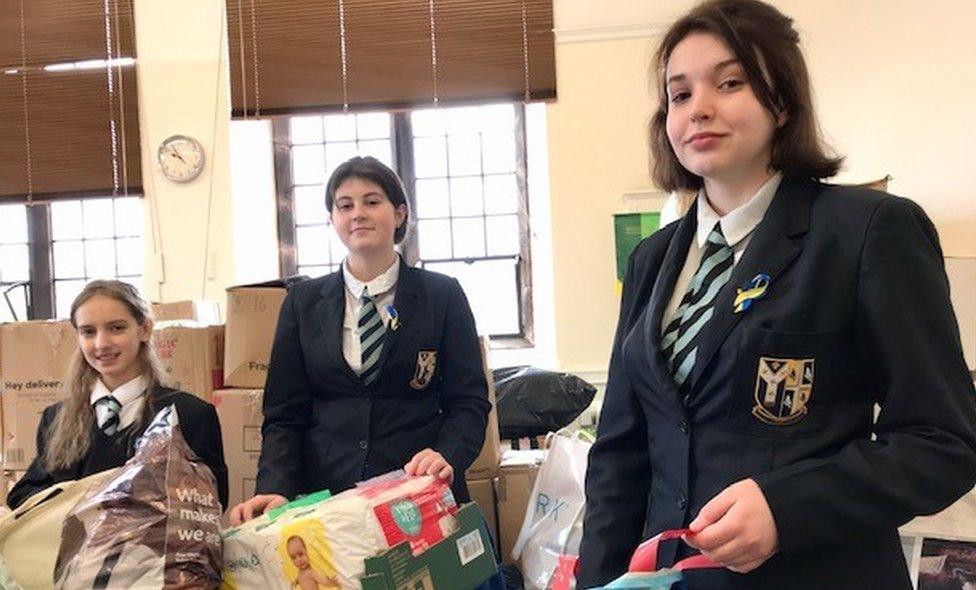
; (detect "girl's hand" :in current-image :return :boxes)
[228,493,288,526]
[684,479,778,573]
[404,448,454,483]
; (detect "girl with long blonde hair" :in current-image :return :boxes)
[6,280,228,509]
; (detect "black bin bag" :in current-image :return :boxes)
[493,366,596,439]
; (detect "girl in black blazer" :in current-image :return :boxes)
[230,156,490,524]
[7,280,229,510]
[577,1,976,589]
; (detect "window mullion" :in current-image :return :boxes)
[26,203,54,319]
[393,112,420,266]
[273,118,299,277]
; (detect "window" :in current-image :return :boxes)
[0,204,30,322]
[0,197,144,320]
[49,197,144,318]
[276,102,532,343]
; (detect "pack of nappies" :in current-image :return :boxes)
[221,474,458,590]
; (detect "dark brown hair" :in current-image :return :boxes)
[649,0,843,191]
[325,156,410,243]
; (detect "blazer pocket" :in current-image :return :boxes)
[727,328,844,439]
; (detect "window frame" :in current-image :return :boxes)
[1,197,144,321]
[273,104,534,347]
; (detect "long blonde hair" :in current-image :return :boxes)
[44,280,162,470]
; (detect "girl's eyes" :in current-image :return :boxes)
[670,91,690,104]
[720,78,745,90]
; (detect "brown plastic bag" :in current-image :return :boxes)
[53,405,222,589]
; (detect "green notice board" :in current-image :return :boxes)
[614,212,661,286]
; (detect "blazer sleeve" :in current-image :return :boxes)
[255,289,313,499]
[6,405,60,509]
[431,278,491,475]
[576,246,654,589]
[180,399,229,510]
[755,196,976,553]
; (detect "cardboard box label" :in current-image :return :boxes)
[224,287,287,388]
[1,321,76,470]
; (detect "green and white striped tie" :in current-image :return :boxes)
[661,222,734,387]
[358,288,386,385]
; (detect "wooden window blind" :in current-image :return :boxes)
[0,0,141,204]
[228,0,555,117]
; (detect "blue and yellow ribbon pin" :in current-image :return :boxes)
[733,273,770,314]
[386,304,400,331]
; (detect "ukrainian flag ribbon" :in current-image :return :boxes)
[733,273,770,314]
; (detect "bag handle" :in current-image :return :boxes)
[627,529,720,573]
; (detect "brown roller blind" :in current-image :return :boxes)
[228,0,555,117]
[0,0,141,204]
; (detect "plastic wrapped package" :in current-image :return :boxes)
[53,405,223,589]
[221,473,458,590]
[493,367,596,439]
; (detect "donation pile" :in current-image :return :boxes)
[221,473,459,589]
[53,405,224,589]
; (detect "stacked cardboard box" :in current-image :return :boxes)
[212,388,264,516]
[465,337,502,554]
[152,322,224,401]
[223,284,288,388]
[1,321,76,471]
[151,300,221,324]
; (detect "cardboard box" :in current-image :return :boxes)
[152,322,225,401]
[496,450,545,564]
[212,389,263,514]
[466,337,501,480]
[1,321,76,470]
[151,299,221,324]
[946,257,976,370]
[361,503,498,590]
[466,477,499,553]
[224,285,288,388]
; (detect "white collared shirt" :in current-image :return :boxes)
[90,375,148,432]
[342,256,399,374]
[662,173,783,332]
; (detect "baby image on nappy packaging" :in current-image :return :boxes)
[280,522,340,589]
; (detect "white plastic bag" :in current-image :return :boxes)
[512,430,593,590]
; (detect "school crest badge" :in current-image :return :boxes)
[752,356,815,426]
[409,350,438,390]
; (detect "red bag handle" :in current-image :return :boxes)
[627,529,720,572]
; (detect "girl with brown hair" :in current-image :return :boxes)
[577,1,976,588]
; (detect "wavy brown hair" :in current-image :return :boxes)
[649,0,843,192]
[43,280,161,470]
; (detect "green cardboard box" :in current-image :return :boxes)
[361,503,498,590]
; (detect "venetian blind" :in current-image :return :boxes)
[0,0,141,203]
[227,0,555,117]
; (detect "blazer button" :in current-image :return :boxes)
[677,420,689,435]
[359,439,368,450]
[678,494,687,509]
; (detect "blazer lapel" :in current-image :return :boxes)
[372,258,419,384]
[686,176,816,396]
[641,203,699,397]
[319,271,360,384]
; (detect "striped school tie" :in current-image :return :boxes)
[358,288,387,385]
[95,395,122,436]
[661,222,734,387]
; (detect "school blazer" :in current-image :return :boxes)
[7,386,229,510]
[255,260,490,503]
[576,176,976,589]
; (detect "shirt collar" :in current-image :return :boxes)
[342,255,400,299]
[696,172,783,248]
[90,374,148,407]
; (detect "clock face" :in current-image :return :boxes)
[157,135,205,182]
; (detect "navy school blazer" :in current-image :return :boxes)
[7,386,229,510]
[576,176,976,589]
[255,260,491,503]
